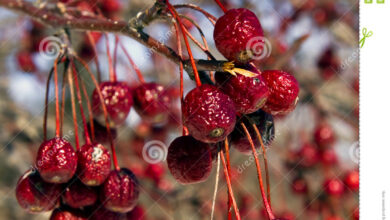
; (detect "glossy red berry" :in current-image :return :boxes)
[36,137,77,183]
[133,82,171,124]
[16,170,61,213]
[214,8,264,64]
[62,179,97,208]
[92,81,133,126]
[344,170,359,191]
[50,207,87,220]
[325,216,342,220]
[167,136,213,184]
[182,84,236,143]
[261,70,299,115]
[215,66,269,114]
[353,207,359,220]
[324,178,345,196]
[292,177,308,194]
[314,123,335,148]
[231,109,275,154]
[77,142,111,186]
[100,168,140,213]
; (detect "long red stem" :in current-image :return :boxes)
[53,55,61,137]
[252,123,271,205]
[174,4,217,24]
[224,139,232,220]
[67,67,80,150]
[80,77,95,142]
[60,71,66,137]
[240,122,275,220]
[214,0,227,13]
[118,40,145,83]
[71,60,92,145]
[86,31,102,83]
[74,55,120,171]
[104,34,116,82]
[220,149,241,220]
[43,69,54,141]
[166,1,201,87]
[113,35,119,77]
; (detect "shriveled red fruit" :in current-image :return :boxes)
[215,66,269,114]
[100,168,140,213]
[133,82,171,124]
[62,179,97,208]
[314,123,335,148]
[15,170,61,213]
[36,137,77,183]
[167,136,213,184]
[324,178,344,196]
[92,81,133,126]
[50,207,87,220]
[231,109,275,154]
[17,50,36,72]
[214,8,264,63]
[262,70,299,115]
[298,143,319,167]
[292,177,308,194]
[344,170,359,191]
[182,84,236,143]
[77,142,111,186]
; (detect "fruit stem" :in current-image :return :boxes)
[104,34,117,82]
[173,4,217,24]
[219,150,241,220]
[240,122,275,220]
[60,71,67,137]
[224,139,232,220]
[210,151,220,220]
[43,67,54,141]
[67,67,80,150]
[53,55,61,137]
[71,60,92,145]
[113,35,119,78]
[118,40,145,83]
[86,31,102,83]
[79,77,95,142]
[252,123,271,205]
[166,1,202,87]
[73,55,120,171]
[214,0,228,13]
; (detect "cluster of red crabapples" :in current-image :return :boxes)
[285,120,359,220]
[13,0,303,219]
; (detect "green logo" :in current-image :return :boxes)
[364,0,385,3]
[359,28,373,48]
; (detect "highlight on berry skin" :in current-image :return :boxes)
[0,0,358,219]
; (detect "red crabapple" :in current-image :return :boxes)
[182,84,236,143]
[36,137,77,183]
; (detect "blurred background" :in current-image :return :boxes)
[0,0,358,219]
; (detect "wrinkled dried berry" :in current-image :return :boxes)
[182,84,236,143]
[167,136,213,184]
